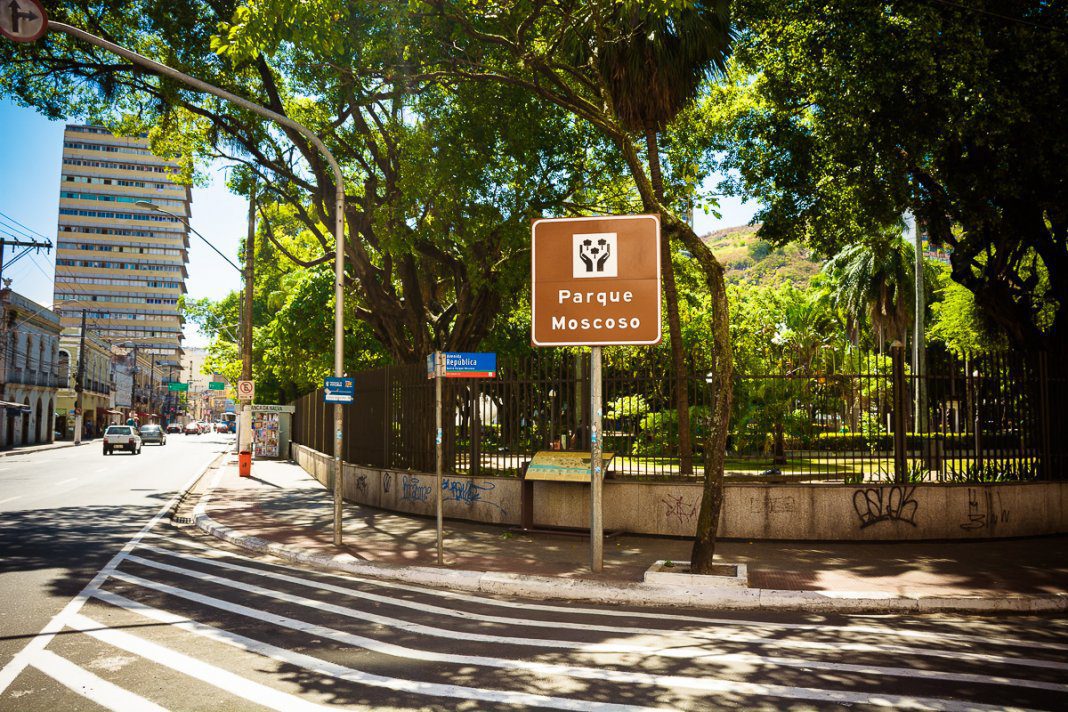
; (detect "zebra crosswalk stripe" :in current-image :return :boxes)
[66,613,331,712]
[30,649,169,712]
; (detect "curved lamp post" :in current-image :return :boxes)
[43,20,349,545]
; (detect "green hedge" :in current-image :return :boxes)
[812,431,1024,452]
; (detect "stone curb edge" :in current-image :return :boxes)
[190,480,1068,615]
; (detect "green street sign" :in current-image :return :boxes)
[168,382,189,392]
[208,381,226,390]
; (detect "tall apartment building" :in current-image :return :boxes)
[52,124,190,361]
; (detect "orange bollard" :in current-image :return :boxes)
[238,450,252,477]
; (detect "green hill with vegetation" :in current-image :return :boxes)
[701,225,823,285]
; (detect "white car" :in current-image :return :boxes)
[103,425,142,455]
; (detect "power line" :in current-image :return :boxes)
[0,210,53,242]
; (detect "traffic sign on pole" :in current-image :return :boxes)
[237,380,255,400]
[531,214,661,346]
[323,376,354,403]
[0,0,46,42]
[208,381,226,390]
[168,382,189,392]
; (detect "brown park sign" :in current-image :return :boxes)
[531,214,661,346]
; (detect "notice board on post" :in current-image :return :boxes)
[531,214,661,347]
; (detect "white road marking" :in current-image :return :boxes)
[0,451,219,696]
[106,570,1024,711]
[66,613,330,712]
[55,478,77,487]
[154,533,1068,653]
[0,496,21,506]
[92,589,661,712]
[95,468,107,473]
[29,649,168,712]
[124,551,1068,674]
[126,544,1068,693]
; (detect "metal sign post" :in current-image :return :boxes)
[589,345,604,571]
[426,352,495,565]
[435,353,444,565]
[531,214,661,572]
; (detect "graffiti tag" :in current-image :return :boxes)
[853,486,919,529]
[960,488,1009,531]
[401,475,432,503]
[662,495,697,525]
[441,478,505,514]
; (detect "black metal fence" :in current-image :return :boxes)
[291,348,1067,483]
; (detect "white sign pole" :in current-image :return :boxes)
[435,352,444,565]
[590,345,604,572]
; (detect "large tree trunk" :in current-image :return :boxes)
[645,129,694,476]
[618,135,733,573]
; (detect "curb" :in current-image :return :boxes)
[0,441,85,457]
[191,481,1068,614]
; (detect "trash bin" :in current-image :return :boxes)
[239,450,252,478]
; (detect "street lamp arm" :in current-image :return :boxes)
[136,201,243,273]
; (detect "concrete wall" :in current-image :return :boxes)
[293,444,1068,541]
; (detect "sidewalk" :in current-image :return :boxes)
[0,438,92,457]
[189,457,1068,612]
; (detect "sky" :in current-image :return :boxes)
[0,98,758,348]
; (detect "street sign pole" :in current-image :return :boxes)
[531,214,661,573]
[435,352,444,565]
[590,346,604,572]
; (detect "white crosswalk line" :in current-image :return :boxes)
[91,588,664,712]
[0,453,218,696]
[149,534,1068,653]
[105,569,1027,711]
[66,613,331,712]
[30,649,168,712]
[122,551,1068,675]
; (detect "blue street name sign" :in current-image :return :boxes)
[323,376,355,403]
[443,352,497,378]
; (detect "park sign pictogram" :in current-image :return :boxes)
[531,214,661,346]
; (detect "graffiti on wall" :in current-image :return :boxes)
[662,495,697,525]
[853,486,919,529]
[401,474,432,503]
[442,478,506,514]
[960,488,1009,531]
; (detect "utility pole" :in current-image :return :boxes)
[912,214,928,439]
[239,187,255,456]
[128,343,138,424]
[73,309,86,445]
[0,237,51,284]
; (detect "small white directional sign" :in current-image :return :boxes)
[0,0,47,43]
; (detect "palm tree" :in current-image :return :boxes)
[824,231,914,354]
[593,1,732,475]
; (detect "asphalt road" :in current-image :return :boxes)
[0,433,230,673]
[0,439,1066,710]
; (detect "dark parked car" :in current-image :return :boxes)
[139,424,166,445]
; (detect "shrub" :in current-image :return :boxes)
[630,406,710,457]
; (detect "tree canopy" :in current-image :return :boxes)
[712,0,1068,353]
